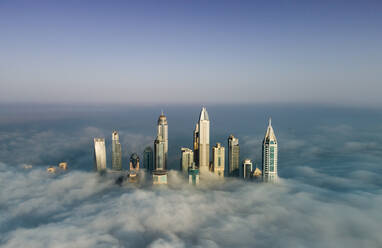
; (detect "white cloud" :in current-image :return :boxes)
[1,163,381,248]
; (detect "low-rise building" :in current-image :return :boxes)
[47,166,56,173]
[59,162,68,170]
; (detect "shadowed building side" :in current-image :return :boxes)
[242,159,252,179]
[143,146,154,172]
[112,131,122,171]
[228,135,240,177]
[193,123,199,166]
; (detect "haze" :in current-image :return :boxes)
[0,1,381,106]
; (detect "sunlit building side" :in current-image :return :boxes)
[197,107,210,170]
[94,138,107,172]
[212,143,225,177]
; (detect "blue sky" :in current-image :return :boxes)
[0,0,381,105]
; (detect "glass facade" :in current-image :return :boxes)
[228,135,240,177]
[143,147,153,172]
[270,146,274,172]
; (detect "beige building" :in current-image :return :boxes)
[212,143,225,177]
[252,167,262,180]
[59,162,68,170]
[47,166,56,173]
[94,138,107,172]
[196,107,210,170]
[181,148,194,175]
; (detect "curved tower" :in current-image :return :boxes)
[197,107,210,169]
[129,153,140,171]
[262,118,278,183]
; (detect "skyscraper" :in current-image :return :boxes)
[212,142,225,177]
[193,123,199,166]
[188,163,200,185]
[262,118,278,183]
[181,147,194,175]
[143,146,154,172]
[228,135,240,177]
[111,131,122,171]
[242,159,253,179]
[154,112,168,170]
[196,107,210,169]
[94,138,106,172]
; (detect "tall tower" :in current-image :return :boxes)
[112,131,122,171]
[94,138,106,172]
[262,118,278,183]
[242,159,253,179]
[143,146,154,172]
[228,135,240,177]
[197,107,210,169]
[154,112,168,171]
[181,147,194,175]
[193,123,199,166]
[212,143,225,177]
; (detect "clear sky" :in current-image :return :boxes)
[0,0,381,105]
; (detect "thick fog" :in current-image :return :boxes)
[0,104,381,247]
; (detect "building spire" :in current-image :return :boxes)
[161,109,164,116]
[269,117,272,126]
[199,106,209,121]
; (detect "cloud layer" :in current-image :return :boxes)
[1,163,381,248]
[0,104,382,247]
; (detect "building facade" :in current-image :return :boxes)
[197,107,210,169]
[212,143,225,177]
[242,159,253,179]
[181,147,194,175]
[153,170,168,185]
[94,138,107,172]
[154,112,168,171]
[262,118,278,183]
[143,146,154,172]
[228,135,240,177]
[188,163,200,185]
[112,131,122,171]
[193,123,199,166]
